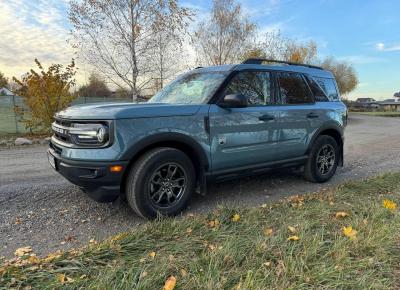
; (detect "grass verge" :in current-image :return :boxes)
[1,173,400,289]
[356,111,400,117]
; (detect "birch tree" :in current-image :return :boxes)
[69,0,193,101]
[193,0,256,66]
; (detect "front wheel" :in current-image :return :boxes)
[126,148,196,218]
[304,135,339,183]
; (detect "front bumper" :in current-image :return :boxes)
[48,146,129,202]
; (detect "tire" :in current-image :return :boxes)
[304,135,339,183]
[126,147,196,218]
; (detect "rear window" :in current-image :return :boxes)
[315,77,340,101]
[277,72,313,104]
[305,75,329,102]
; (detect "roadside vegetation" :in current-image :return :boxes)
[1,173,400,289]
[356,111,400,117]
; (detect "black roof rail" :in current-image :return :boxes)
[242,58,323,70]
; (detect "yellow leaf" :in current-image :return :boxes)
[162,275,177,290]
[287,235,300,241]
[186,227,193,234]
[15,217,21,225]
[231,214,241,222]
[28,255,40,264]
[335,211,349,218]
[383,199,397,211]
[288,226,296,233]
[263,261,272,267]
[57,273,74,284]
[139,258,146,263]
[44,251,62,263]
[15,246,32,257]
[261,204,268,208]
[149,251,156,258]
[264,228,273,236]
[342,226,357,240]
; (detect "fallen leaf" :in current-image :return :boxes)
[335,211,349,218]
[287,235,300,241]
[383,199,397,211]
[140,271,148,278]
[261,204,268,208]
[231,214,241,222]
[263,261,272,267]
[264,228,273,236]
[342,226,357,240]
[149,251,156,258]
[163,275,177,290]
[15,217,21,225]
[44,251,62,263]
[288,226,296,233]
[186,227,193,234]
[89,238,97,244]
[15,246,32,257]
[180,268,188,277]
[28,255,40,264]
[208,219,219,228]
[57,273,74,284]
[139,258,146,263]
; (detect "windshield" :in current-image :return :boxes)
[148,72,227,104]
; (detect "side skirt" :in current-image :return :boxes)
[205,155,308,184]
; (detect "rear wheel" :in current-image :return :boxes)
[126,148,196,218]
[304,135,339,183]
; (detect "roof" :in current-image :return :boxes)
[0,87,14,96]
[195,63,334,79]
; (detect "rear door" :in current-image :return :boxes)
[209,70,280,172]
[274,71,320,160]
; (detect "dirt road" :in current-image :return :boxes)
[1,113,400,257]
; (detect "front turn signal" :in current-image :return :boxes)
[110,165,123,172]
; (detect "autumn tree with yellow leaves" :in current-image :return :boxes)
[13,59,77,132]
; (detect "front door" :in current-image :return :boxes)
[209,71,280,172]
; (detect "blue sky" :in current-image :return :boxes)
[0,0,399,100]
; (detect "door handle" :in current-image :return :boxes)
[259,114,275,121]
[307,112,319,119]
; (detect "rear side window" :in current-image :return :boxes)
[315,77,339,101]
[305,75,329,102]
[277,72,313,104]
[225,71,272,105]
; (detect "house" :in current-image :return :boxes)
[356,97,376,103]
[0,87,14,96]
[354,97,379,109]
[378,96,400,111]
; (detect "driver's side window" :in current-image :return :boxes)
[224,71,272,105]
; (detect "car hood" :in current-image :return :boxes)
[55,102,202,120]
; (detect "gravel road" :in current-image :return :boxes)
[1,113,400,258]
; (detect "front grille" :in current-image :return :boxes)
[52,118,73,146]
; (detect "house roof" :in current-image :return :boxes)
[0,87,14,96]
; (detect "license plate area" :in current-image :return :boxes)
[48,151,57,170]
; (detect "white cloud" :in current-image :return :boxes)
[0,0,85,83]
[375,42,400,52]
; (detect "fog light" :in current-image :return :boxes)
[110,165,123,172]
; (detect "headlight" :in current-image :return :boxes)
[69,123,110,146]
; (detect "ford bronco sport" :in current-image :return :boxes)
[48,58,347,218]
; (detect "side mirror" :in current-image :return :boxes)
[219,94,248,108]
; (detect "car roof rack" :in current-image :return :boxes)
[242,58,323,70]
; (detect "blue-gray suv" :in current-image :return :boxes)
[48,59,347,218]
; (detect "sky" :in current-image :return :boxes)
[0,0,399,100]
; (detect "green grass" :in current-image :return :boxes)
[356,111,400,117]
[1,174,400,289]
